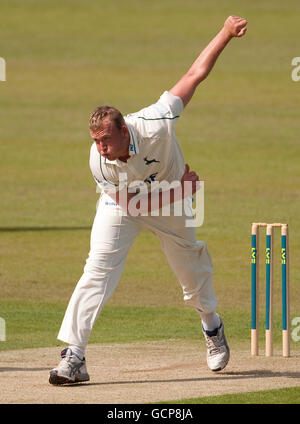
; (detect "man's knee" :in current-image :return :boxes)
[184,293,217,313]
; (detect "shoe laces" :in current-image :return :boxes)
[59,348,83,375]
[205,331,224,356]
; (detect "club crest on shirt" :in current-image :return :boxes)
[144,156,160,166]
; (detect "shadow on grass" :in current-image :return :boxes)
[0,367,49,372]
[0,226,91,232]
[59,369,300,387]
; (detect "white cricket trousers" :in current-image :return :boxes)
[58,194,217,346]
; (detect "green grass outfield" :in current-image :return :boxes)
[157,387,300,404]
[1,0,300,404]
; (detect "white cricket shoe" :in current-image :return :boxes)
[49,347,90,385]
[202,319,230,372]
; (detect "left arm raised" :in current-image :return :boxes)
[170,15,247,107]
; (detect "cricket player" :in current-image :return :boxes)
[49,15,247,385]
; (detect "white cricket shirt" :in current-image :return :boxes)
[89,91,185,194]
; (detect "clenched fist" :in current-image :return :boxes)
[181,164,200,197]
[223,15,247,38]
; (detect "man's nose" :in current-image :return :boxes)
[96,141,107,152]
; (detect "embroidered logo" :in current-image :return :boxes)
[144,173,158,184]
[144,156,160,166]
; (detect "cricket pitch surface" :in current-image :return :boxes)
[1,340,300,403]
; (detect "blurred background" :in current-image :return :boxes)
[0,0,299,352]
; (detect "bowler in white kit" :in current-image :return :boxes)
[49,15,247,385]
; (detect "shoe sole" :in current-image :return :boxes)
[210,348,230,372]
[49,370,90,385]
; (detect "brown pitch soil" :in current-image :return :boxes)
[1,340,300,404]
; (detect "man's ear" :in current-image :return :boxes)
[122,124,129,138]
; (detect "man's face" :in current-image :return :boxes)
[90,119,129,161]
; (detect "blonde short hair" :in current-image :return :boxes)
[89,105,125,131]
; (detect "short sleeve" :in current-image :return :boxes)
[125,91,184,140]
[157,91,184,119]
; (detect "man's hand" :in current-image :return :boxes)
[223,15,247,38]
[181,164,200,197]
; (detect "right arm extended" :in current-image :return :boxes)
[169,15,247,107]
